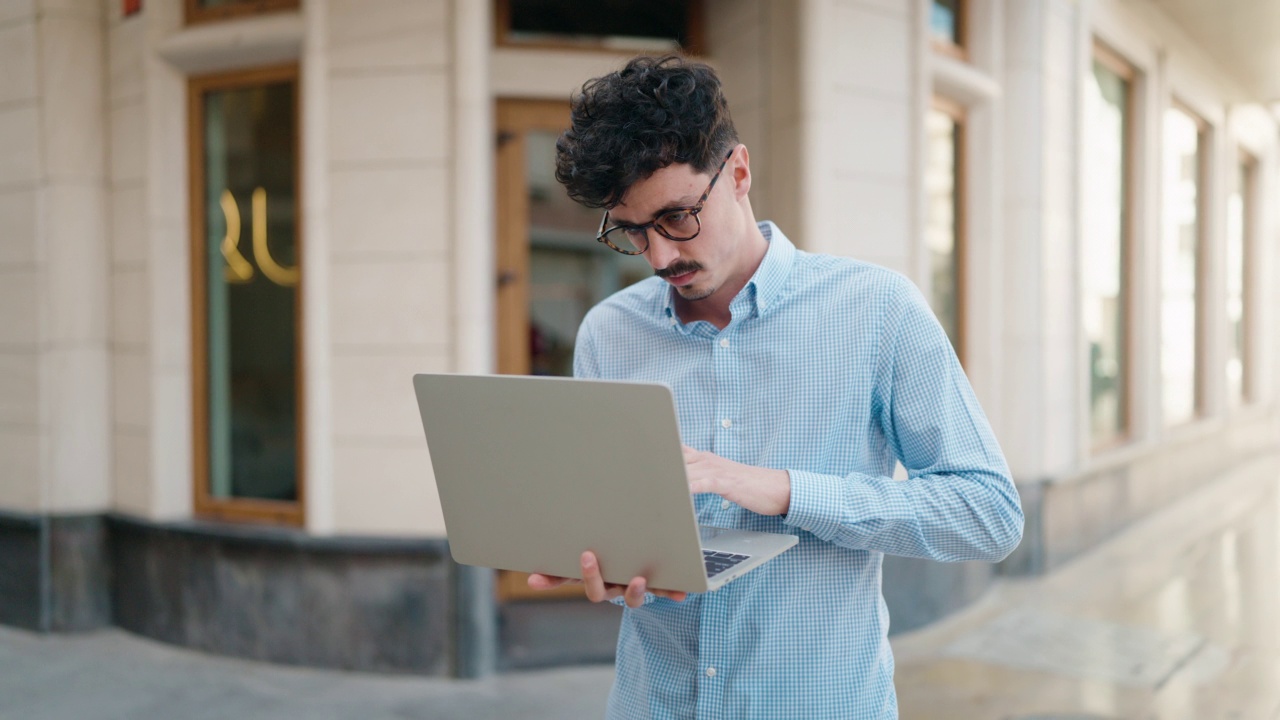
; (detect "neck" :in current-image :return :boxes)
[674,219,769,330]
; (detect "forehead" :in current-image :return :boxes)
[610,163,707,221]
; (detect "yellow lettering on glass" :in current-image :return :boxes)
[251,187,299,287]
[217,187,299,288]
[220,190,254,283]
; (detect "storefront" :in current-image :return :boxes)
[1,0,1277,677]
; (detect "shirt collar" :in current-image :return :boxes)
[661,220,796,327]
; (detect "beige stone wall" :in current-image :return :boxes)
[0,2,44,512]
[105,0,192,521]
[322,0,454,536]
[0,0,112,514]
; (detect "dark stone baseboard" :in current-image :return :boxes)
[882,556,995,635]
[0,511,43,630]
[0,512,110,632]
[0,511,628,676]
[499,599,620,670]
[107,515,454,675]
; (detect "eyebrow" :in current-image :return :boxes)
[610,195,701,226]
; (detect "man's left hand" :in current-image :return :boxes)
[683,445,791,516]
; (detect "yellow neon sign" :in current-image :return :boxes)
[218,187,298,288]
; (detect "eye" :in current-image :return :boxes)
[661,210,690,225]
[623,226,648,239]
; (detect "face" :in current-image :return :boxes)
[608,147,751,305]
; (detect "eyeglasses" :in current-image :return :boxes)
[595,147,735,256]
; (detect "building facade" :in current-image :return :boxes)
[0,0,1277,676]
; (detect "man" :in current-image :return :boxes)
[529,55,1023,720]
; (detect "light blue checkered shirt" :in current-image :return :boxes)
[573,222,1024,720]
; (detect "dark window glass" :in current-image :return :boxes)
[1082,58,1131,443]
[524,130,651,377]
[925,106,963,360]
[200,77,299,502]
[1161,106,1203,426]
[1226,157,1253,406]
[186,0,298,25]
[503,0,697,52]
[930,0,961,46]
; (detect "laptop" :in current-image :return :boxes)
[412,373,798,593]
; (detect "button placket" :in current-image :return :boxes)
[711,327,739,458]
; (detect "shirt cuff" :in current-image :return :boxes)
[610,592,657,608]
[782,469,845,541]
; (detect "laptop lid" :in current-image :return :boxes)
[413,373,715,593]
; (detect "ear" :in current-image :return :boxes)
[731,144,752,200]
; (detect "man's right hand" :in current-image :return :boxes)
[527,551,689,609]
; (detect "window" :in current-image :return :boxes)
[1081,44,1135,447]
[185,0,298,25]
[189,65,303,524]
[495,0,705,55]
[1226,151,1256,407]
[925,99,966,362]
[1161,103,1206,426]
[930,0,966,60]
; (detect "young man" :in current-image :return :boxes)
[529,55,1023,720]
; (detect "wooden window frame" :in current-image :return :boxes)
[494,0,707,56]
[1166,97,1210,424]
[1089,39,1138,453]
[929,96,968,366]
[185,0,299,26]
[930,0,969,62]
[189,64,306,526]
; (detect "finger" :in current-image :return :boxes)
[581,551,609,603]
[527,573,577,591]
[624,577,647,608]
[649,587,688,602]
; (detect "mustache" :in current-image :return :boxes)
[655,261,704,279]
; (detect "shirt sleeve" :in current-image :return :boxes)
[782,276,1024,563]
[572,316,601,380]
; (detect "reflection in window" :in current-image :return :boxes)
[1082,57,1131,444]
[197,72,300,505]
[501,0,698,52]
[186,0,298,24]
[925,105,963,360]
[1226,156,1253,406]
[1161,107,1203,426]
[525,130,651,377]
[930,0,961,47]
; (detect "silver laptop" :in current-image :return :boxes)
[412,373,798,593]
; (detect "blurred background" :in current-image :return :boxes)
[1,0,1279,718]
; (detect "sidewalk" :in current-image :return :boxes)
[893,452,1280,719]
[2,454,1278,720]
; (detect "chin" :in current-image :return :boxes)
[677,285,716,301]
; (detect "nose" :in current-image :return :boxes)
[644,231,681,270]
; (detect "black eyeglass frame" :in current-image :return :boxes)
[595,147,736,256]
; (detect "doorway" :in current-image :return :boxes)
[494,100,651,600]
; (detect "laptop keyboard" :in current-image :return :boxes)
[703,550,750,578]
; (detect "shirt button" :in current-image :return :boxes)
[719,338,729,348]
[706,667,716,678]
[721,500,731,510]
[669,316,677,326]
[720,418,732,429]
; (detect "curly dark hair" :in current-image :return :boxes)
[555,55,739,209]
